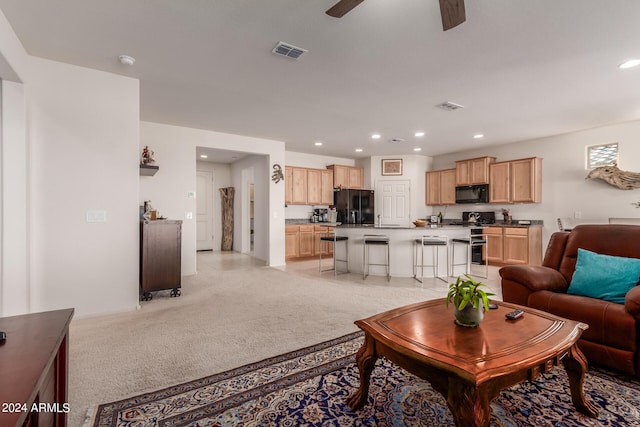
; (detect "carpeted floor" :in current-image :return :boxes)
[70,251,493,427]
[85,332,640,427]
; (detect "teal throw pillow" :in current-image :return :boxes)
[568,248,640,304]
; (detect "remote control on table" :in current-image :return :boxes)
[505,309,524,320]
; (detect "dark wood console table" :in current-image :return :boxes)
[0,308,74,427]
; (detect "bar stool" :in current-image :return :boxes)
[363,234,390,281]
[319,232,349,276]
[450,234,488,279]
[413,235,449,283]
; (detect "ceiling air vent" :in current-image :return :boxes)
[436,101,465,111]
[272,42,307,59]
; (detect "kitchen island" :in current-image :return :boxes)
[333,224,472,279]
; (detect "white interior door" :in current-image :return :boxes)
[196,170,214,250]
[376,179,411,226]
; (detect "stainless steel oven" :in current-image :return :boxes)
[469,228,485,264]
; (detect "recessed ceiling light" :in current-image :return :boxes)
[355,148,363,152]
[619,59,640,69]
[473,134,484,139]
[371,134,381,139]
[314,141,323,146]
[199,154,208,159]
[413,147,422,152]
[118,55,136,66]
[414,132,425,137]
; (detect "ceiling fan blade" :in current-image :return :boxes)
[326,0,365,18]
[439,0,466,31]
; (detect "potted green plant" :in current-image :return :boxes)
[446,274,495,327]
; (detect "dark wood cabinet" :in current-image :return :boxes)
[140,219,182,301]
[0,308,74,427]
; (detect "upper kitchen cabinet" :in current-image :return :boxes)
[307,168,322,205]
[285,166,293,204]
[286,166,334,205]
[489,157,542,204]
[455,156,496,185]
[285,166,308,204]
[327,164,364,189]
[320,169,334,204]
[425,169,456,205]
[307,168,334,205]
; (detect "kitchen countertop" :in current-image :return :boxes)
[285,219,544,228]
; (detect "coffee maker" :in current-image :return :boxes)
[313,208,328,222]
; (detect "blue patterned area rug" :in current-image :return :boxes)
[86,331,640,427]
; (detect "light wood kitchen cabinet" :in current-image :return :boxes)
[489,157,542,204]
[307,169,322,205]
[488,162,511,204]
[286,166,334,206]
[456,156,496,185]
[291,167,308,204]
[483,227,504,264]
[511,157,542,203]
[286,225,334,260]
[298,225,314,257]
[285,166,294,204]
[285,225,300,259]
[425,168,456,205]
[321,169,334,204]
[483,226,542,265]
[348,166,364,189]
[327,164,364,189]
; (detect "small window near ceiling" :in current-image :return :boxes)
[587,142,618,169]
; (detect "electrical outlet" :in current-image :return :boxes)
[574,211,582,219]
[185,211,193,220]
[86,210,107,222]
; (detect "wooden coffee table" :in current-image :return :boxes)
[347,298,598,427]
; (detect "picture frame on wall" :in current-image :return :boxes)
[382,159,403,176]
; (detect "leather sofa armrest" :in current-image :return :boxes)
[500,265,569,292]
[625,286,640,318]
[500,265,569,306]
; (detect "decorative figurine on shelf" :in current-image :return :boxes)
[141,146,155,165]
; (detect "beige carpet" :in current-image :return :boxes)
[70,251,502,427]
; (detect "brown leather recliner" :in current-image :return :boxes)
[500,224,640,376]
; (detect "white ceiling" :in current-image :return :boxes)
[1,0,640,161]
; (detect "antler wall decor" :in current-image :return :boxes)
[586,164,640,190]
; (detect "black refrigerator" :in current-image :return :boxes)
[334,189,375,224]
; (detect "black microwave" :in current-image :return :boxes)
[455,184,489,204]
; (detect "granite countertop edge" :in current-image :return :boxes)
[285,219,544,228]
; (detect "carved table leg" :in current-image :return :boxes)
[446,378,491,427]
[347,333,378,410]
[562,344,599,418]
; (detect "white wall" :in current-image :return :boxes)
[0,9,141,318]
[140,121,286,271]
[27,57,140,317]
[1,80,29,316]
[432,120,640,248]
[231,155,268,260]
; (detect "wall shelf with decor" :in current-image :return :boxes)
[140,164,159,176]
